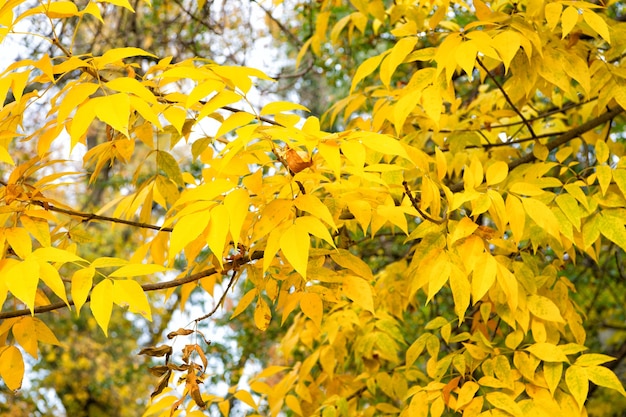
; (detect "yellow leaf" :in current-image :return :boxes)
[300,292,323,329]
[169,210,211,261]
[294,194,336,229]
[92,93,131,137]
[32,247,86,264]
[39,262,69,306]
[90,279,114,336]
[561,6,579,39]
[598,212,626,253]
[485,392,523,417]
[586,365,626,396]
[575,354,615,367]
[449,217,479,245]
[215,111,255,140]
[380,37,417,87]
[342,275,374,313]
[91,257,129,268]
[71,267,95,314]
[492,31,521,73]
[295,216,336,248]
[449,266,470,322]
[254,297,271,331]
[357,131,409,159]
[331,249,374,280]
[544,361,563,394]
[231,289,256,319]
[234,390,258,411]
[527,294,565,323]
[522,197,560,239]
[6,258,39,313]
[113,279,152,320]
[527,342,570,363]
[106,77,156,103]
[197,90,242,121]
[582,10,610,43]
[0,346,24,391]
[280,222,310,279]
[506,194,526,242]
[207,204,230,268]
[545,2,562,31]
[97,47,155,68]
[455,381,480,410]
[224,188,250,247]
[260,101,309,115]
[421,84,443,125]
[5,227,31,259]
[566,365,588,410]
[351,52,387,93]
[486,161,508,186]
[0,145,14,165]
[20,216,50,247]
[471,251,497,302]
[426,250,451,303]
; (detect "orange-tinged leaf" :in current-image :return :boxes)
[0,346,24,391]
[294,194,336,229]
[92,93,131,137]
[6,258,39,313]
[207,204,230,268]
[342,275,374,313]
[527,294,565,323]
[254,297,271,331]
[231,289,256,319]
[5,227,31,259]
[113,279,152,320]
[109,263,168,277]
[280,222,310,279]
[90,279,114,336]
[72,267,94,314]
[566,365,588,410]
[300,292,323,329]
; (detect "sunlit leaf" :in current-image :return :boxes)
[90,279,114,336]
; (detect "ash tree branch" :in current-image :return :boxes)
[448,105,625,193]
[476,57,537,140]
[0,251,264,320]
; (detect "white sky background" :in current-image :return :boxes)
[1,0,298,414]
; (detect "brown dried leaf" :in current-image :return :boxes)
[139,345,173,358]
[167,328,195,339]
[151,369,172,398]
[186,371,206,408]
[148,365,170,377]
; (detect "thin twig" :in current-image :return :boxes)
[194,269,239,323]
[403,181,445,225]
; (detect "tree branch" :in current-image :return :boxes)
[0,251,264,320]
[476,58,537,139]
[448,106,624,193]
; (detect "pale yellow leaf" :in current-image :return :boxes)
[6,258,39,313]
[486,161,508,186]
[260,101,309,115]
[97,47,156,67]
[224,188,250,247]
[380,37,417,87]
[522,197,560,239]
[471,251,497,303]
[32,247,86,264]
[231,289,256,319]
[485,392,523,417]
[331,249,374,280]
[91,93,131,137]
[527,342,570,362]
[566,365,588,410]
[585,365,626,396]
[295,216,335,248]
[351,50,387,93]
